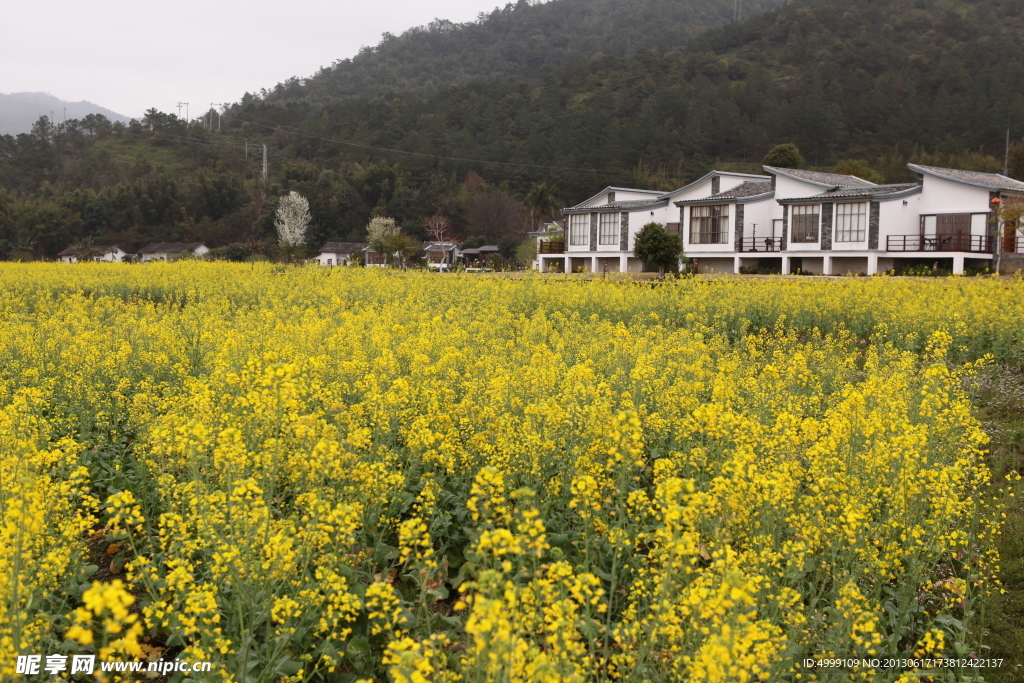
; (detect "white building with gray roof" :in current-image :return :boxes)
[556,163,1024,275]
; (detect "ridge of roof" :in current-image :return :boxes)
[776,184,922,203]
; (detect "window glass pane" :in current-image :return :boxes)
[834,203,866,242]
[569,214,589,246]
[790,204,819,243]
[599,213,619,245]
[688,205,729,244]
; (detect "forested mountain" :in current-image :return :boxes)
[259,0,785,104]
[0,92,129,136]
[1,0,1023,259]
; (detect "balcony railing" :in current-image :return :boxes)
[738,236,781,253]
[1002,235,1024,254]
[538,241,566,254]
[887,234,991,253]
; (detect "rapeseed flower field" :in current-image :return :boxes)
[1,263,1021,682]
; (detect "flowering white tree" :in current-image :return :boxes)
[274,191,311,248]
[366,216,400,246]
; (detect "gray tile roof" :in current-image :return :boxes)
[57,245,119,256]
[562,198,669,213]
[764,166,876,188]
[319,242,367,253]
[138,242,205,254]
[909,164,1024,192]
[675,181,774,205]
[778,184,921,203]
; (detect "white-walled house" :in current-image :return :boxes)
[137,243,210,262]
[548,172,769,273]
[315,242,367,266]
[558,164,1024,275]
[423,242,461,270]
[57,245,133,263]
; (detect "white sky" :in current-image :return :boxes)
[0,0,518,120]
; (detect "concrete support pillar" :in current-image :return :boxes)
[867,254,879,276]
[781,256,791,275]
[734,255,742,274]
[953,254,965,275]
[619,255,629,273]
[591,256,599,274]
[822,255,833,276]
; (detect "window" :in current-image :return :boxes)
[428,251,445,263]
[665,223,681,235]
[834,202,867,242]
[599,212,619,245]
[689,205,729,244]
[569,214,590,246]
[366,252,386,265]
[790,205,819,243]
[327,258,333,266]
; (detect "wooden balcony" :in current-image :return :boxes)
[738,236,781,253]
[887,234,991,253]
[538,241,566,254]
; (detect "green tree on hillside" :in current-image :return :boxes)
[763,144,805,169]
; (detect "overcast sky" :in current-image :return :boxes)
[0,0,520,120]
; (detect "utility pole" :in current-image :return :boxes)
[1005,125,1011,177]
[261,144,268,199]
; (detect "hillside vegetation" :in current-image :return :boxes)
[259,0,784,103]
[1,0,1023,257]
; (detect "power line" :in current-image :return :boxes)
[231,116,637,178]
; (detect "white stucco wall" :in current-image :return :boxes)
[773,175,830,201]
[877,197,922,249]
[918,175,991,214]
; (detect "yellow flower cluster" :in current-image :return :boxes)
[0,262,1018,681]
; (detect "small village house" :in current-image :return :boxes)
[57,245,133,263]
[423,241,462,270]
[137,243,210,263]
[315,242,367,266]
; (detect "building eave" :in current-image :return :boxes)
[763,165,876,189]
[568,185,663,210]
[775,185,923,204]
[674,191,775,207]
[658,170,771,200]
[906,163,1024,192]
[561,199,669,215]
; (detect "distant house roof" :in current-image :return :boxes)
[461,246,500,256]
[138,242,205,254]
[763,166,876,188]
[675,181,775,205]
[318,242,367,254]
[776,184,922,204]
[908,164,1024,193]
[57,245,120,257]
[424,241,460,251]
